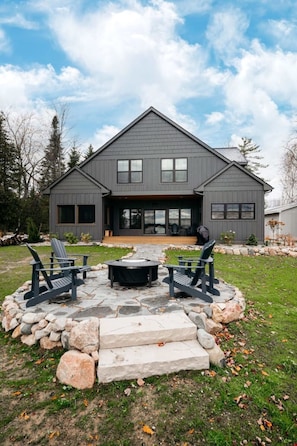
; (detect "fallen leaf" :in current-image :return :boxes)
[35,358,44,365]
[12,391,22,396]
[48,431,60,439]
[244,380,252,388]
[20,411,30,420]
[157,342,165,347]
[188,428,195,434]
[283,394,289,400]
[142,424,154,435]
[124,387,131,396]
[137,378,145,386]
[281,339,288,343]
[261,370,269,376]
[83,399,88,407]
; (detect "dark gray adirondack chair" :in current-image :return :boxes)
[50,238,90,279]
[163,239,217,302]
[24,244,84,307]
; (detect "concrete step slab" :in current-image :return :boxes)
[100,312,196,349]
[98,339,209,383]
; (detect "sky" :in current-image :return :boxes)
[1,0,297,205]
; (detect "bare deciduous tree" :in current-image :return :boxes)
[281,136,297,204]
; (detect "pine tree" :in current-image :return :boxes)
[238,137,268,176]
[84,144,95,160]
[39,115,65,190]
[67,144,81,168]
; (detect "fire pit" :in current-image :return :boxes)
[105,259,160,287]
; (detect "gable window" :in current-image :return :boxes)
[57,205,95,224]
[211,203,255,220]
[161,158,187,182]
[120,209,142,229]
[117,160,142,183]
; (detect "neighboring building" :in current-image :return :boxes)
[265,202,297,241]
[44,107,272,243]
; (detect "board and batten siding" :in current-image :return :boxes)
[82,112,227,195]
[202,166,265,243]
[49,171,103,240]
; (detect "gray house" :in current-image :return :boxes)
[265,202,297,241]
[45,107,272,243]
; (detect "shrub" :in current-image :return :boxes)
[246,233,258,245]
[220,230,236,244]
[26,217,41,243]
[80,232,92,243]
[64,232,78,244]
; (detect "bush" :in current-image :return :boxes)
[64,232,78,244]
[80,232,92,243]
[246,233,258,246]
[27,217,41,243]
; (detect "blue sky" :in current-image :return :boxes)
[1,0,297,203]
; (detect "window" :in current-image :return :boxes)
[161,158,187,182]
[117,159,142,183]
[57,205,95,224]
[78,205,95,223]
[120,209,142,229]
[211,203,255,220]
[58,205,75,224]
[169,208,191,231]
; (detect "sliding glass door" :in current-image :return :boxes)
[144,210,166,234]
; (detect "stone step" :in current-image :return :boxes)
[99,312,197,349]
[98,339,209,383]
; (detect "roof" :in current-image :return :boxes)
[194,161,273,193]
[79,106,233,168]
[265,201,297,215]
[215,147,247,165]
[42,167,110,194]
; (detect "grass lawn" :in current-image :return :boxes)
[0,245,296,445]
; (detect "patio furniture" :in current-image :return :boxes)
[170,223,180,235]
[105,259,160,287]
[163,239,217,302]
[50,238,90,279]
[24,244,84,307]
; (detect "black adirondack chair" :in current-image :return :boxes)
[50,238,90,279]
[24,244,84,307]
[163,239,218,302]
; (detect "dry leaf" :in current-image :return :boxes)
[124,387,131,396]
[35,358,44,365]
[137,378,145,386]
[244,380,252,388]
[157,342,165,347]
[48,431,60,439]
[83,399,89,407]
[142,424,154,435]
[12,391,22,396]
[188,428,195,434]
[20,411,30,420]
[261,370,269,376]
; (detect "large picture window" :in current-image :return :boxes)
[120,209,142,229]
[161,158,187,182]
[117,159,143,183]
[169,208,191,231]
[211,203,255,220]
[57,205,95,224]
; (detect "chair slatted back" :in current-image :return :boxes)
[190,239,216,286]
[51,238,71,277]
[26,244,53,289]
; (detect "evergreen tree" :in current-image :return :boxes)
[67,144,81,168]
[84,144,95,160]
[238,137,268,176]
[0,112,18,193]
[39,115,65,190]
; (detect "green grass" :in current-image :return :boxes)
[0,245,296,445]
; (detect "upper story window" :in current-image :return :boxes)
[161,158,187,183]
[211,203,255,220]
[117,159,143,183]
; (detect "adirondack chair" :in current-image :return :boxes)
[162,239,218,302]
[24,244,84,307]
[50,238,90,279]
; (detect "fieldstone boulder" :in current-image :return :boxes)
[205,343,226,367]
[68,318,100,353]
[197,328,215,349]
[211,301,244,324]
[56,350,96,389]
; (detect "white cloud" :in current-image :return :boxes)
[206,7,249,63]
[0,28,10,53]
[93,124,120,149]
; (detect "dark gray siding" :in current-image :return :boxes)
[202,166,265,243]
[49,170,103,240]
[82,112,227,195]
